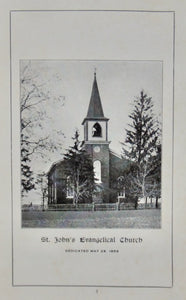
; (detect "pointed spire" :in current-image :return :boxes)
[82,71,109,125]
[86,71,104,118]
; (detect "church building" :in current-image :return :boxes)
[47,72,128,205]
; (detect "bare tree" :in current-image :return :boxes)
[20,61,65,196]
[36,172,48,210]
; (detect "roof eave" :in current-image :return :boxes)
[82,116,109,125]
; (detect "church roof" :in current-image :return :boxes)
[82,72,109,124]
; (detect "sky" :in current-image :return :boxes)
[21,60,162,203]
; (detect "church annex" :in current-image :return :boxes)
[47,72,129,205]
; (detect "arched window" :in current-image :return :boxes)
[117,176,125,199]
[66,176,74,198]
[92,122,102,137]
[93,160,101,183]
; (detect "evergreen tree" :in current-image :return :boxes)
[122,90,161,202]
[63,130,95,205]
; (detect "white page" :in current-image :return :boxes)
[11,9,172,287]
[0,1,185,299]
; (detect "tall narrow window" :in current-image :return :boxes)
[92,122,102,137]
[54,182,57,202]
[66,176,74,198]
[94,160,101,183]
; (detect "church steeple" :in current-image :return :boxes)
[82,72,108,125]
[82,71,110,201]
[86,71,104,118]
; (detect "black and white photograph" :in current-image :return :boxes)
[21,60,162,228]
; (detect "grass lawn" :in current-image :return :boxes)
[22,209,161,228]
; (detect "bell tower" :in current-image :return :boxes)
[82,71,110,202]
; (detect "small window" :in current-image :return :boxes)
[118,189,125,197]
[92,122,102,137]
[117,176,125,198]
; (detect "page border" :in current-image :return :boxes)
[10,9,175,288]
